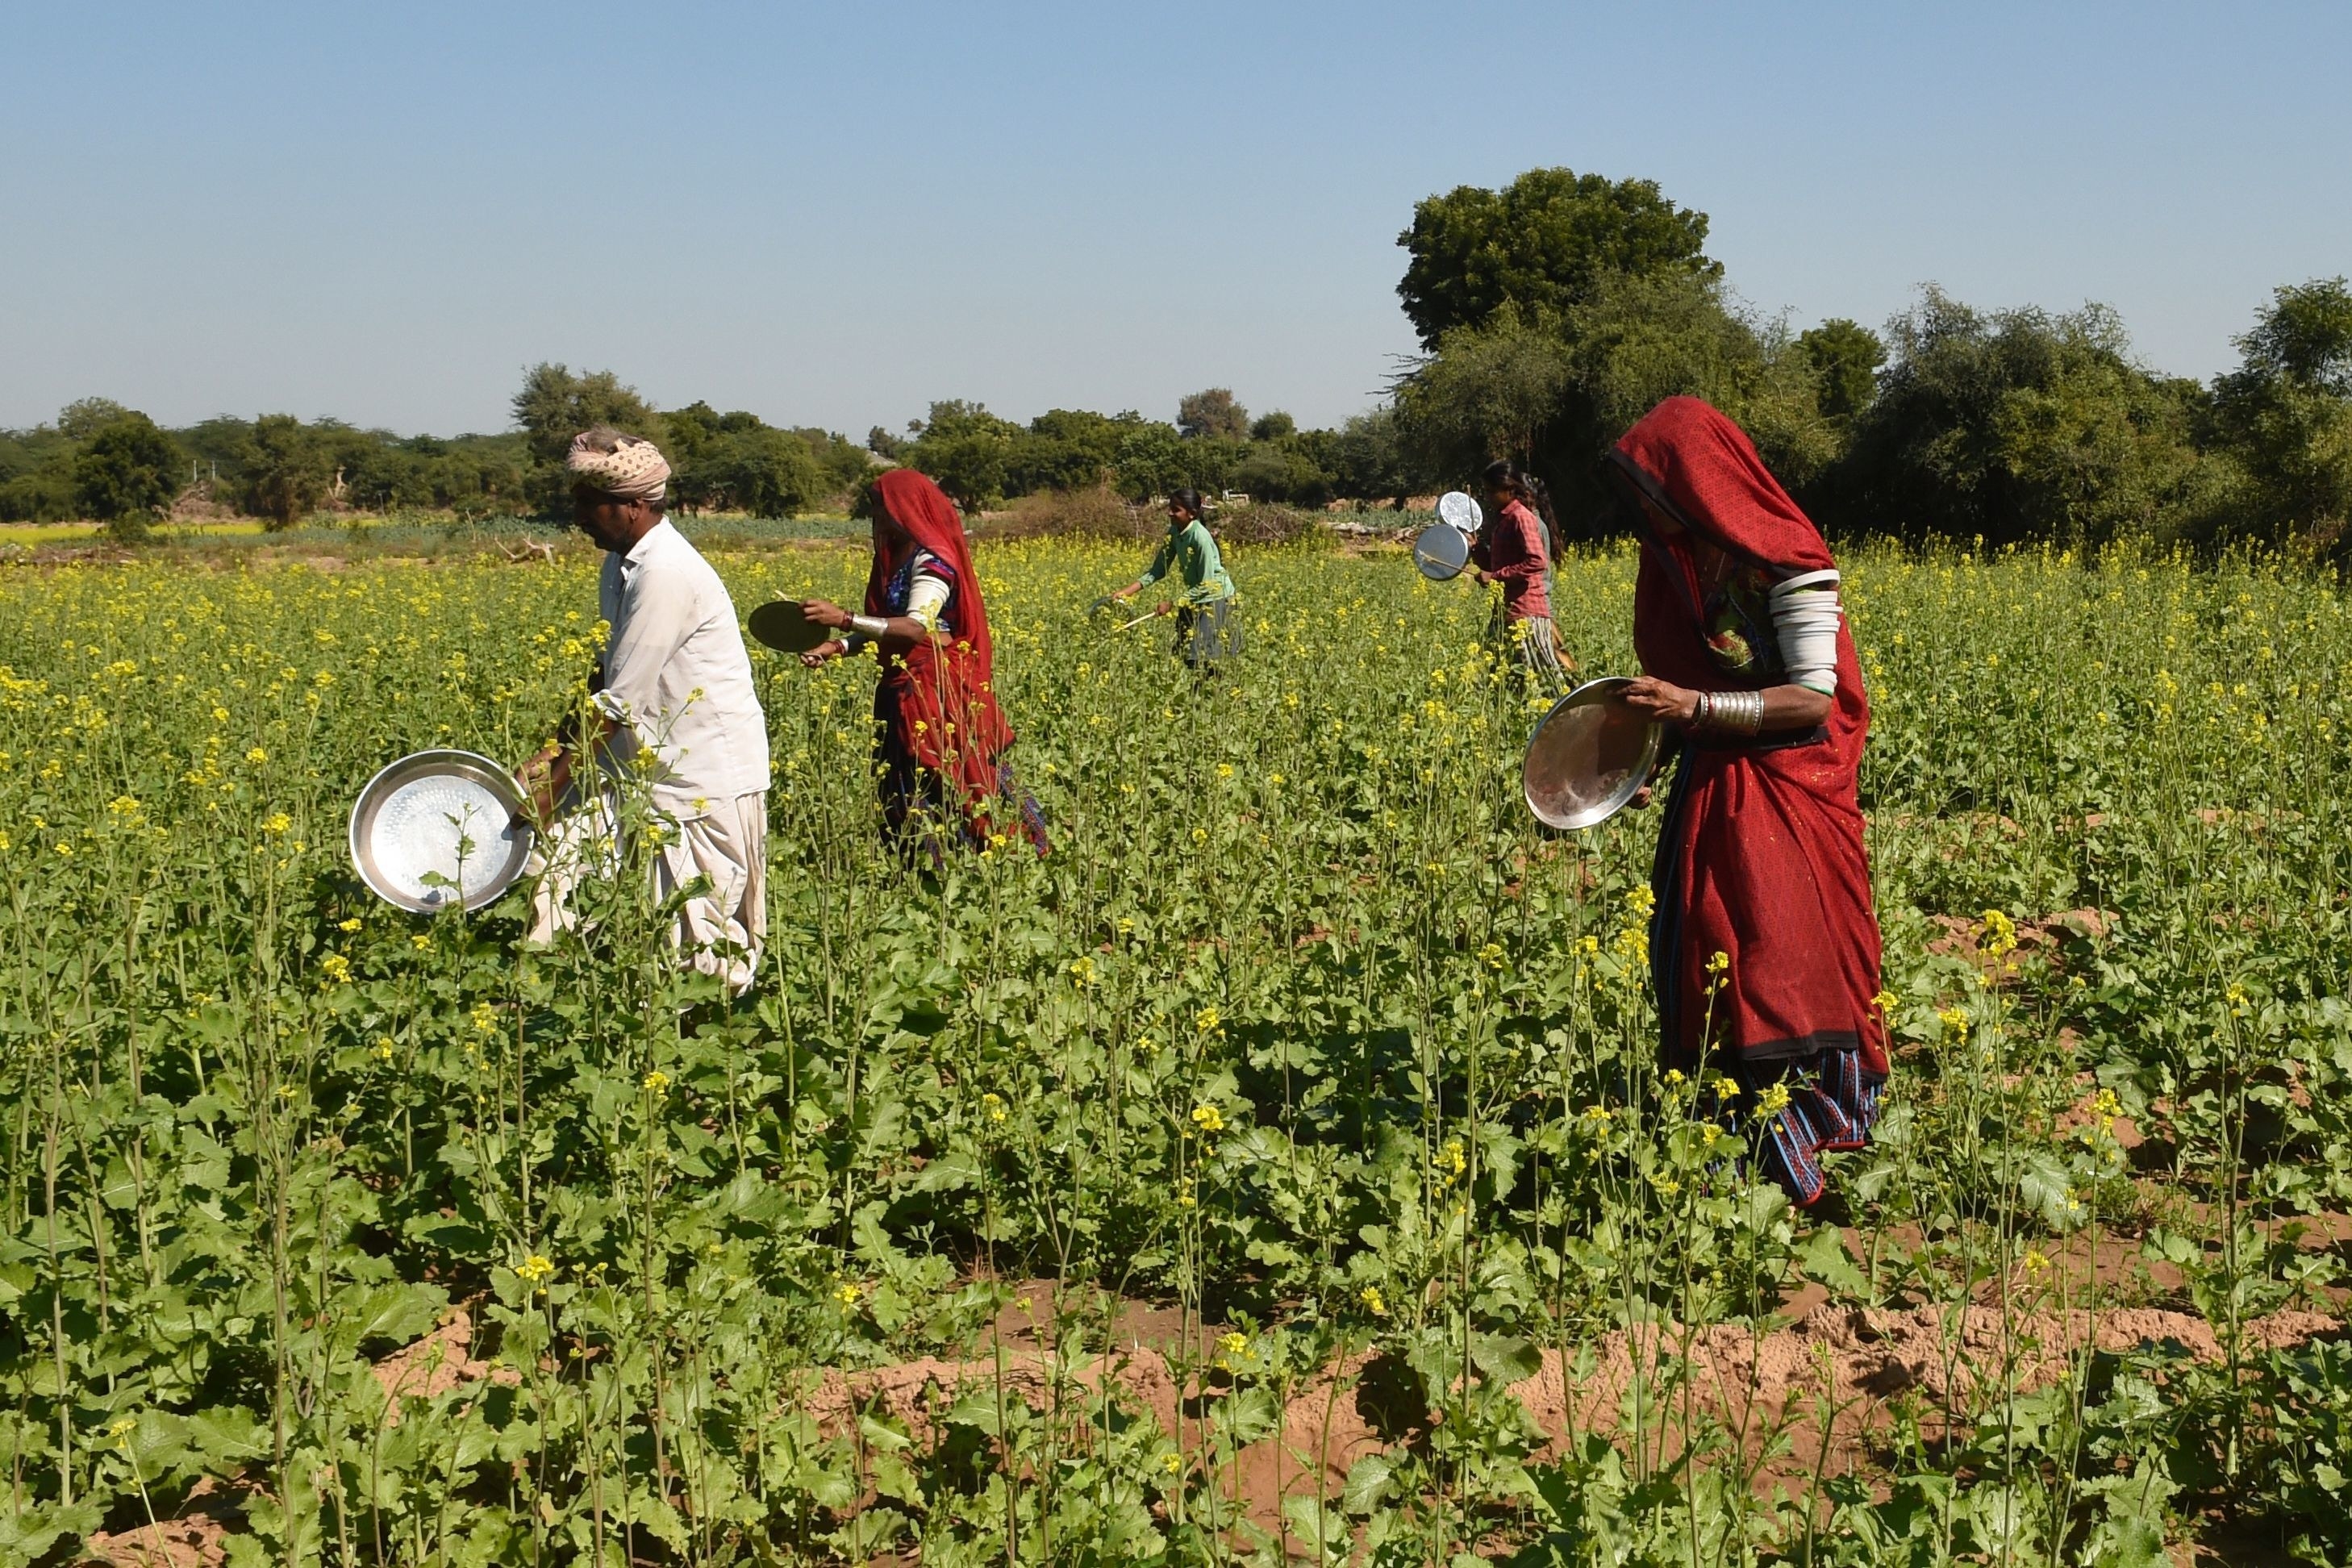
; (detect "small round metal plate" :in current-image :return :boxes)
[348,750,535,913]
[748,599,828,654]
[1413,523,1470,581]
[1437,490,1483,535]
[1523,677,1665,831]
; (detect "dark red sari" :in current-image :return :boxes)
[866,469,1049,858]
[1611,398,1887,1205]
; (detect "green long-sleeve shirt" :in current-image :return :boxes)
[1133,519,1236,606]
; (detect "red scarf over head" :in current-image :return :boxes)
[1610,397,1887,1080]
[866,469,1015,807]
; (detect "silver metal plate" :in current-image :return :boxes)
[1523,677,1665,831]
[1413,523,1470,581]
[1437,490,1483,534]
[348,749,535,913]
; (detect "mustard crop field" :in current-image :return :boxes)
[2,537,2349,1566]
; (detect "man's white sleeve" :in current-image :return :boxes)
[594,566,703,742]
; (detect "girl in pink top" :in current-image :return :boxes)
[1472,459,1570,694]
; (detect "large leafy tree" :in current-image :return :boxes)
[902,400,1024,511]
[694,427,826,518]
[1111,423,1190,502]
[1396,167,1720,348]
[1395,307,1574,477]
[1318,407,1424,505]
[1176,389,1249,442]
[1012,408,1133,494]
[2208,277,2352,544]
[57,398,134,440]
[1800,319,1887,422]
[511,364,663,468]
[73,412,182,540]
[1826,288,2216,546]
[240,413,334,529]
[1393,269,1834,532]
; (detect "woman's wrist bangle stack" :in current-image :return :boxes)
[849,614,887,640]
[1695,689,1764,734]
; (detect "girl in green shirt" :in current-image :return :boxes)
[1107,489,1242,672]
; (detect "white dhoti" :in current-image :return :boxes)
[526,789,769,994]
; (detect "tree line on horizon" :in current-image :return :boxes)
[6,165,2349,553]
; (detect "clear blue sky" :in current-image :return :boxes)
[3,1,2346,439]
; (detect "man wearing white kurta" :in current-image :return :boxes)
[519,428,769,992]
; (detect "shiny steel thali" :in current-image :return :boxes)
[1412,523,1470,581]
[1436,490,1483,535]
[348,749,536,912]
[1521,677,1665,831]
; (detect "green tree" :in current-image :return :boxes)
[2231,276,2352,393]
[903,400,1024,511]
[1395,307,1575,477]
[1825,288,2217,545]
[794,428,874,497]
[1395,166,1720,348]
[1320,408,1424,505]
[57,398,133,440]
[694,427,825,517]
[2207,278,2352,544]
[72,413,182,540]
[1799,319,1887,421]
[1228,442,1332,507]
[1389,270,1833,532]
[1111,423,1190,501]
[661,400,726,471]
[1177,389,1249,442]
[176,415,254,497]
[511,364,663,468]
[240,413,334,529]
[1012,408,1134,494]
[1250,411,1297,441]
[0,459,77,523]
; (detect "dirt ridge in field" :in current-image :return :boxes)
[803,1301,2342,1524]
[79,1302,2341,1565]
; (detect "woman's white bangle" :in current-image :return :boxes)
[850,614,887,640]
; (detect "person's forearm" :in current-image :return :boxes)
[1691,685,1829,732]
[1758,684,1832,729]
[878,617,946,652]
[1624,674,1831,737]
[865,615,947,653]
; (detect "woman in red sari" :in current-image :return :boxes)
[1611,398,1887,1207]
[799,469,1050,862]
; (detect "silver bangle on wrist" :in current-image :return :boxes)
[1698,689,1763,734]
[850,614,887,640]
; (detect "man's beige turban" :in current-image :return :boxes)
[565,430,670,503]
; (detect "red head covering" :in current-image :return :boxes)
[1611,396,1833,573]
[867,469,993,665]
[865,469,1015,807]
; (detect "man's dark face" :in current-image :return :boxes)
[571,485,640,552]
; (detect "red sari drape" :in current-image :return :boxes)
[866,469,1018,829]
[1611,398,1889,1082]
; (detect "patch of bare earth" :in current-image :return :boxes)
[802,1302,2339,1534]
[370,1303,518,1412]
[79,1478,252,1568]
